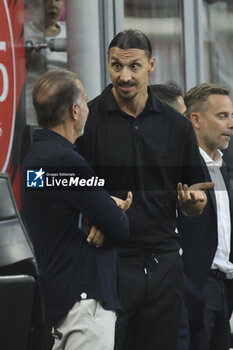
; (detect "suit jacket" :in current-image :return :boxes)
[177,156,233,290]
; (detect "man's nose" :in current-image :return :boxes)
[120,67,131,82]
[228,115,233,129]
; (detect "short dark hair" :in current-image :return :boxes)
[108,29,152,59]
[150,84,182,107]
[32,69,81,129]
[184,83,230,117]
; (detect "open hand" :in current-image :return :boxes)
[177,182,214,216]
[111,191,133,212]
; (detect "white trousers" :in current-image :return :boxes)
[52,299,116,350]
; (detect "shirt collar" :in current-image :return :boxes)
[199,147,223,167]
[34,129,77,151]
[100,84,165,115]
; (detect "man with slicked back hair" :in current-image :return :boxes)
[77,30,214,350]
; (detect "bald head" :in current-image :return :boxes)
[32,69,82,128]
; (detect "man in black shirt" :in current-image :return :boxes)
[77,30,213,350]
[150,83,186,115]
[21,70,131,350]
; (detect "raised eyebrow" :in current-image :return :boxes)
[110,56,121,63]
[110,56,142,64]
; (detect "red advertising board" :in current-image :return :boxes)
[0,0,26,208]
[0,0,16,172]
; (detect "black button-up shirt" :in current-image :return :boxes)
[77,85,204,253]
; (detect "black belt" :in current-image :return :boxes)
[210,269,233,280]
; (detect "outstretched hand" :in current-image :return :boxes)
[177,182,214,216]
[111,191,133,212]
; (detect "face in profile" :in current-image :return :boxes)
[74,81,89,138]
[198,94,233,153]
[175,96,186,115]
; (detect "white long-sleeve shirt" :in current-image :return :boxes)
[200,148,233,273]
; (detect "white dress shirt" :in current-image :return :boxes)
[200,148,233,274]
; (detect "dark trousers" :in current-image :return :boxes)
[114,251,183,350]
[202,275,233,350]
[190,275,233,350]
[177,302,190,350]
[178,275,205,350]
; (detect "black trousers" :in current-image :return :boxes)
[177,302,190,350]
[199,275,233,350]
[178,275,205,350]
[114,251,183,350]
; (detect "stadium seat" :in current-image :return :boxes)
[0,173,52,350]
[0,275,35,349]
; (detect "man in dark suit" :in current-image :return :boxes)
[178,83,233,350]
[20,69,132,350]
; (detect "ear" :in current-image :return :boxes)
[70,102,79,121]
[148,56,156,73]
[189,112,201,131]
